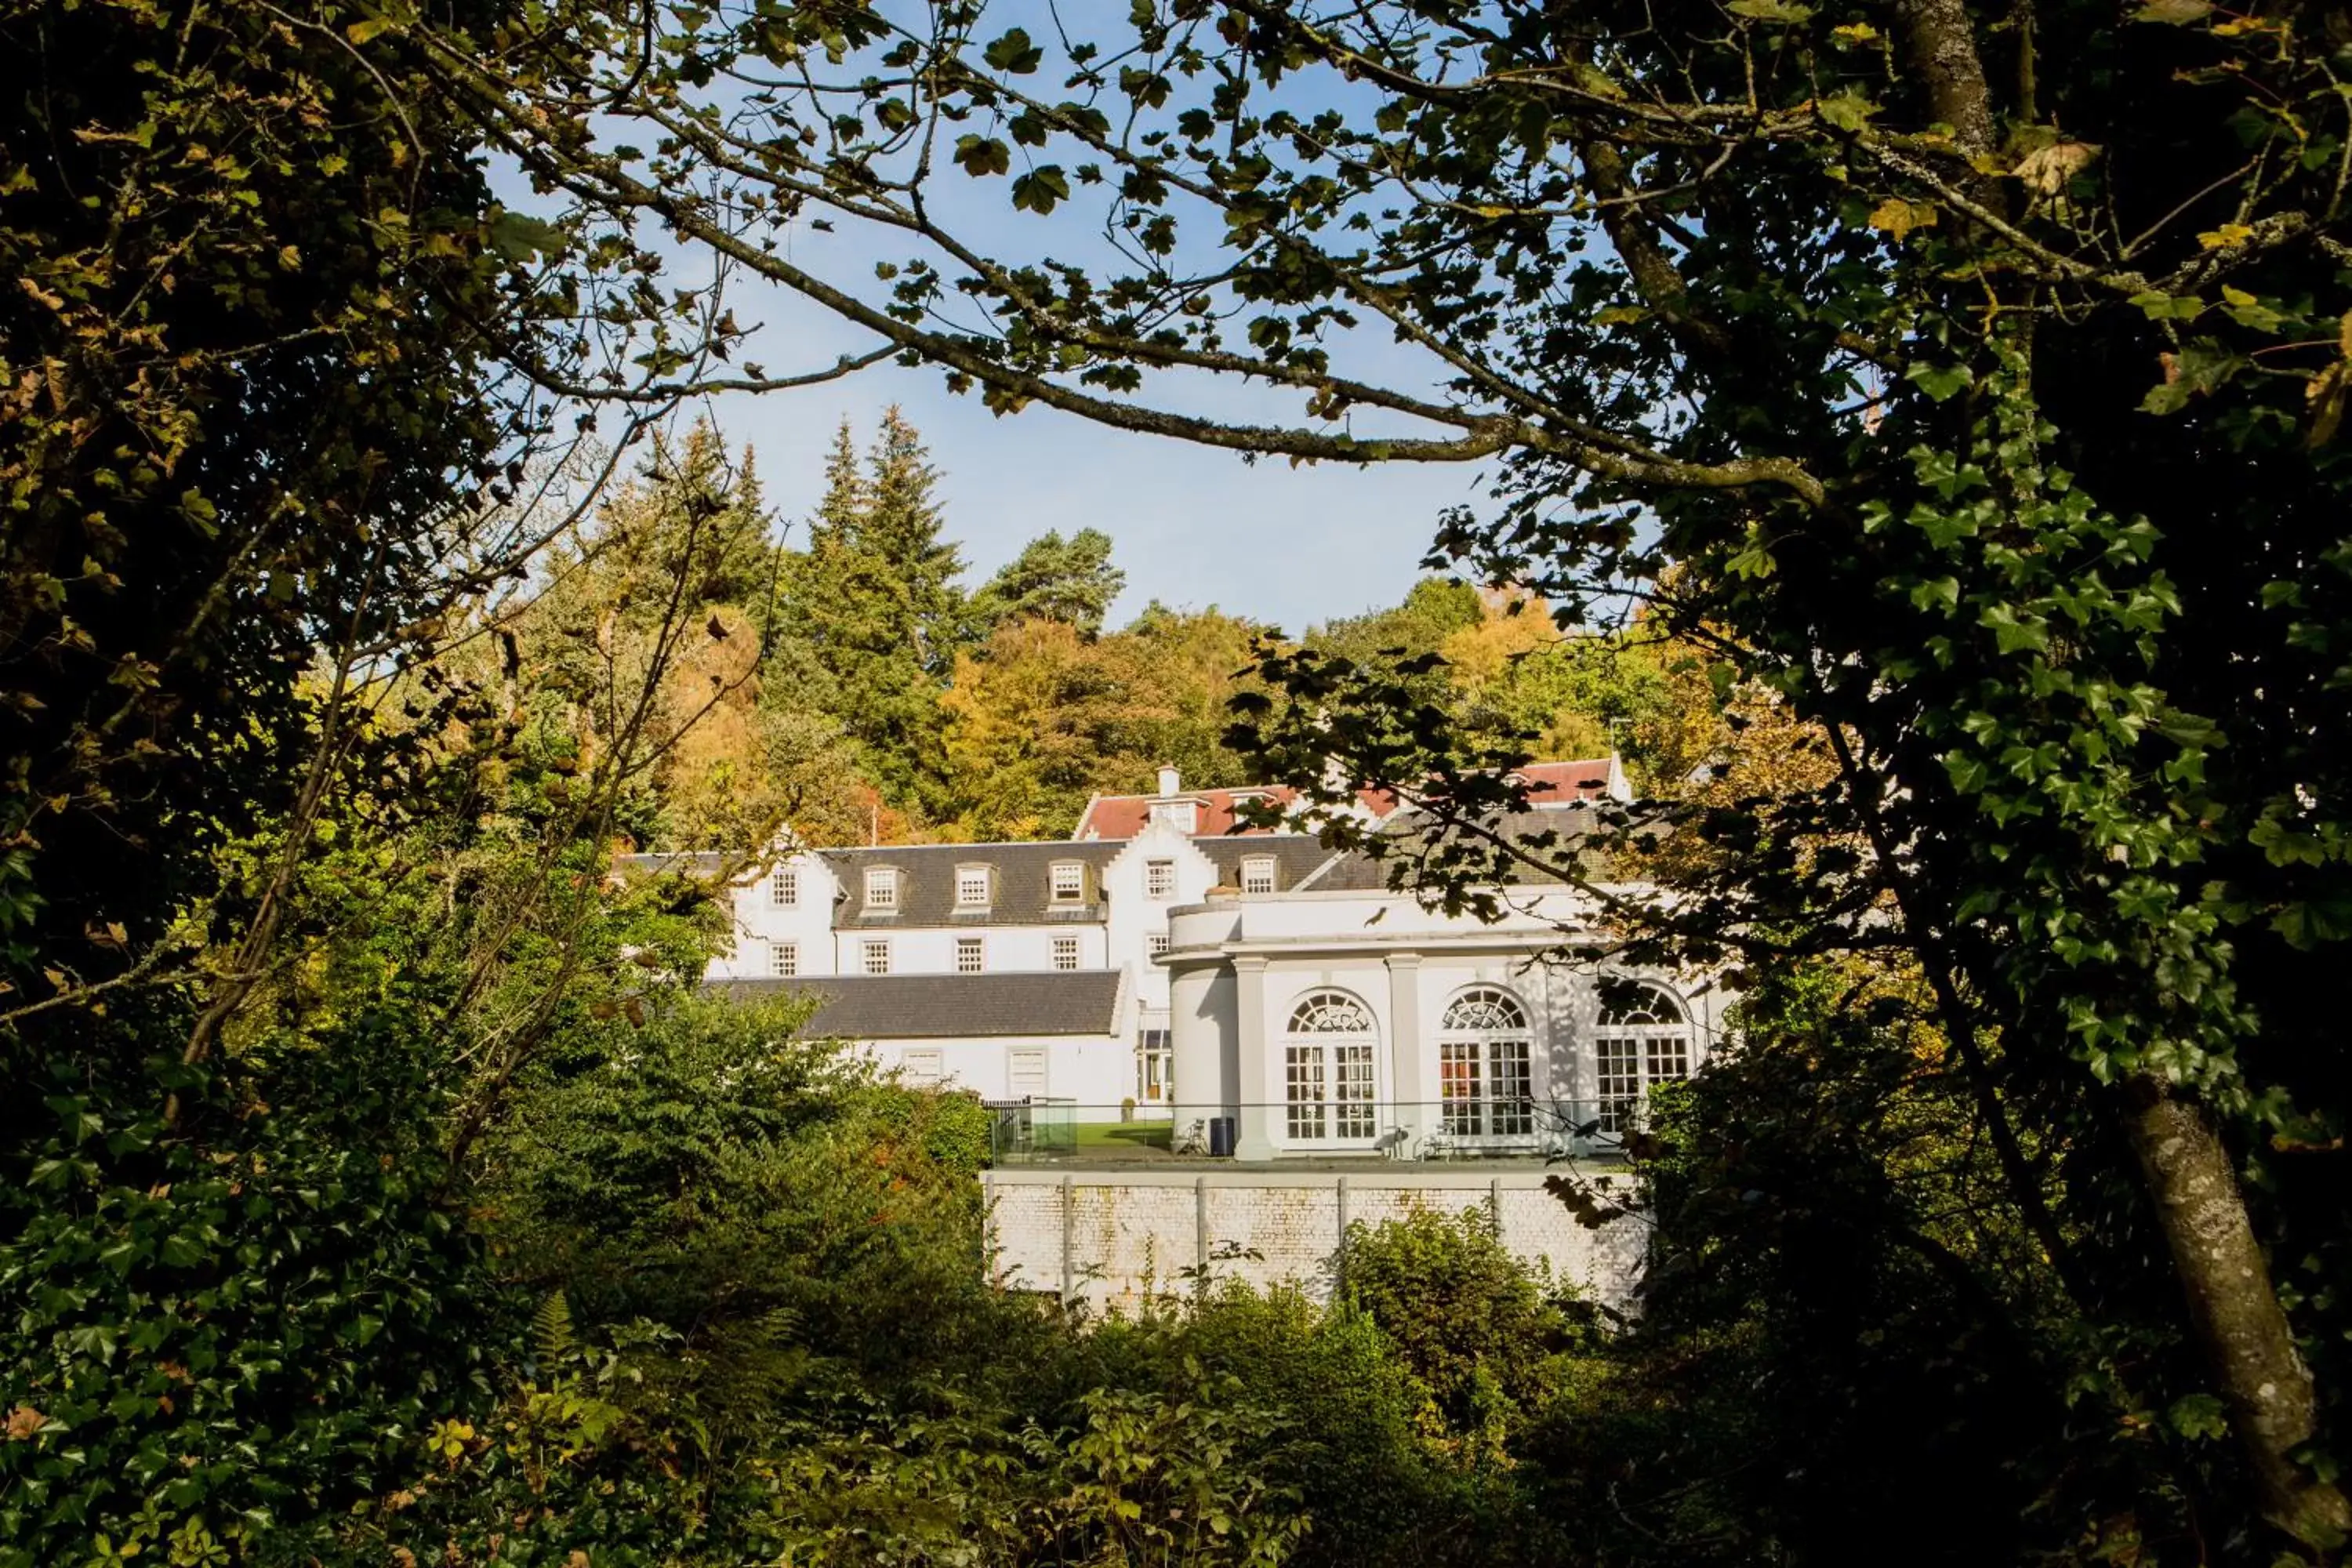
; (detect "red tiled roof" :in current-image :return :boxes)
[1070,759,1620,840]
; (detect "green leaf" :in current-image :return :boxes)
[1904,362,1971,402]
[2168,1392,2228,1439]
[1817,91,1878,132]
[984,27,1044,74]
[1011,166,1071,215]
[1727,0,1813,22]
[954,136,1011,178]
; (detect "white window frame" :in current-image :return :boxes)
[954,864,993,909]
[1145,858,1176,900]
[1146,931,1171,958]
[1240,855,1277,895]
[862,938,891,975]
[1439,987,1535,1141]
[768,941,799,978]
[1051,935,1081,971]
[1049,861,1086,905]
[769,865,798,907]
[863,866,900,912]
[901,1047,944,1087]
[956,936,985,974]
[1283,991,1378,1142]
[1593,980,1692,1135]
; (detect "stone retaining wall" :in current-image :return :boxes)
[982,1166,1644,1312]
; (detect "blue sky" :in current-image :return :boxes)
[626,2,1508,637]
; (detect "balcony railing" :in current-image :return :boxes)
[981,1098,1650,1165]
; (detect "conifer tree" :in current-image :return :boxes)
[789,408,965,811]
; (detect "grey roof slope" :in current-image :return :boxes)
[1191,835,1338,892]
[707,970,1124,1040]
[819,841,1127,928]
[1301,808,1601,892]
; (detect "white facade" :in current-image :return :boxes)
[672,759,1717,1154]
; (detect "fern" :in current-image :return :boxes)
[532,1289,575,1367]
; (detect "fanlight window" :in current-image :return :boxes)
[1439,987,1534,1139]
[1283,991,1377,1141]
[1288,993,1374,1034]
[1595,979,1691,1135]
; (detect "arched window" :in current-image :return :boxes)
[1439,986,1534,1140]
[1283,990,1377,1142]
[1594,978,1692,1134]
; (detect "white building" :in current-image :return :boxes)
[638,757,1720,1156]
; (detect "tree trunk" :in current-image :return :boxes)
[2119,1075,2351,1547]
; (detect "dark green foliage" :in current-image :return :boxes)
[1341,1207,1568,1436]
[969,527,1128,640]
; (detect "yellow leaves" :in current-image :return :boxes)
[4,1405,45,1442]
[429,1418,477,1465]
[2197,222,2256,249]
[276,245,301,270]
[1829,21,1881,45]
[346,17,393,44]
[1868,198,1938,241]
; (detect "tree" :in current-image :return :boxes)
[967,527,1127,639]
[443,2,2352,1543]
[791,410,966,811]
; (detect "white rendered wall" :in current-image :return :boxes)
[861,1033,1134,1105]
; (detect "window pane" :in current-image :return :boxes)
[770,942,798,978]
[1145,859,1175,898]
[956,868,989,905]
[1052,936,1080,971]
[1440,1042,1483,1135]
[1051,863,1083,901]
[1334,1044,1376,1138]
[1596,1036,1641,1133]
[1285,1046,1327,1139]
[1241,857,1276,895]
[770,867,797,907]
[956,938,983,974]
[1490,1041,1532,1135]
[862,940,890,975]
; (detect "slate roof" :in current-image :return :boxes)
[706,971,1125,1040]
[1300,808,1601,892]
[818,841,1127,928]
[1071,759,1623,840]
[1191,835,1340,893]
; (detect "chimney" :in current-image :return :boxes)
[1156,764,1181,797]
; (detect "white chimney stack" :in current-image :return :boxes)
[1156,764,1181,797]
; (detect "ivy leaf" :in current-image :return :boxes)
[2167,1393,2228,1440]
[1904,362,1971,402]
[2132,0,2211,21]
[1727,0,1813,22]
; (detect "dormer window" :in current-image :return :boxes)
[1050,862,1086,905]
[1150,800,1199,833]
[1240,855,1277,896]
[863,866,900,912]
[955,864,993,909]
